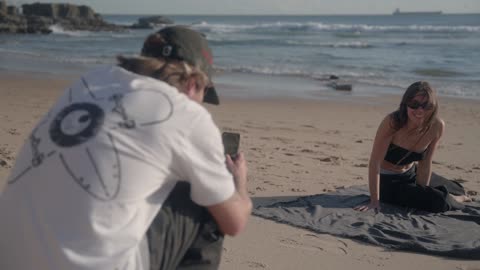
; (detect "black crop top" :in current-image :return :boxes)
[384,143,427,166]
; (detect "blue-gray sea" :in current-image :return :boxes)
[0,14,479,99]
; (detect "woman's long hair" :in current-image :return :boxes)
[390,81,438,133]
[116,55,209,91]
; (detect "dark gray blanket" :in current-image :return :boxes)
[253,185,480,259]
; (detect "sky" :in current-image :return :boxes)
[6,0,480,15]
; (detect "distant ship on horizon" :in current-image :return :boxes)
[392,8,443,15]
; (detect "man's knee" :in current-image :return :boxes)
[148,181,224,270]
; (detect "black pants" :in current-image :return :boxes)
[380,167,466,213]
[147,182,224,270]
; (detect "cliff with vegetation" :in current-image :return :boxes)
[0,1,124,33]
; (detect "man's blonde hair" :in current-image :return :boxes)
[117,55,209,91]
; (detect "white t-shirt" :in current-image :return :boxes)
[0,66,235,270]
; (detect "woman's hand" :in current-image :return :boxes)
[354,200,381,212]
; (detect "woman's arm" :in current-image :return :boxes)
[416,119,445,186]
[355,115,394,211]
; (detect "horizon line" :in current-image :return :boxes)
[100,12,480,16]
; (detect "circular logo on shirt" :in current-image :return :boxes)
[49,103,105,148]
[9,76,175,202]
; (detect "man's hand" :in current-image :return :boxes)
[226,153,248,189]
[354,200,381,212]
[208,152,251,236]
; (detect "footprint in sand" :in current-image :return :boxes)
[300,234,348,255]
[0,159,11,168]
[279,234,348,255]
[447,164,464,170]
[326,130,341,135]
[290,169,309,175]
[274,137,294,144]
[0,147,14,168]
[466,190,477,196]
[454,178,468,183]
[269,175,290,180]
[301,124,316,129]
[313,141,340,148]
[279,237,300,246]
[264,180,282,187]
[243,261,267,268]
[313,156,342,165]
[7,128,20,135]
[354,163,368,168]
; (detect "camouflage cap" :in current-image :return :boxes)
[141,26,219,105]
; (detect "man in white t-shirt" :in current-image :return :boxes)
[0,26,252,270]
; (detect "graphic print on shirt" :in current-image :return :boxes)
[7,76,174,201]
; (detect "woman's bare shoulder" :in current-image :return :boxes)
[433,116,445,128]
[380,112,398,131]
[430,117,445,137]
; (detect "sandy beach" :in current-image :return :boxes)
[0,73,479,269]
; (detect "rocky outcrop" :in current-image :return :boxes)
[327,80,353,91]
[0,1,6,14]
[0,1,125,34]
[315,74,353,92]
[0,1,18,16]
[130,15,174,29]
[22,3,101,22]
[0,0,32,33]
[7,6,18,16]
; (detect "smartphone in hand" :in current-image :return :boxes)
[222,132,240,159]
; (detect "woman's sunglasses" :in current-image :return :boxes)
[407,101,434,110]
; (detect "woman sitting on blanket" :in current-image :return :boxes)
[355,81,471,213]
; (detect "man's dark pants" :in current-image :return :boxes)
[147,182,224,270]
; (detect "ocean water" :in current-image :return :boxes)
[0,14,479,99]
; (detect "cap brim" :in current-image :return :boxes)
[203,85,220,105]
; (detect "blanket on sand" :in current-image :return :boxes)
[253,185,480,259]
